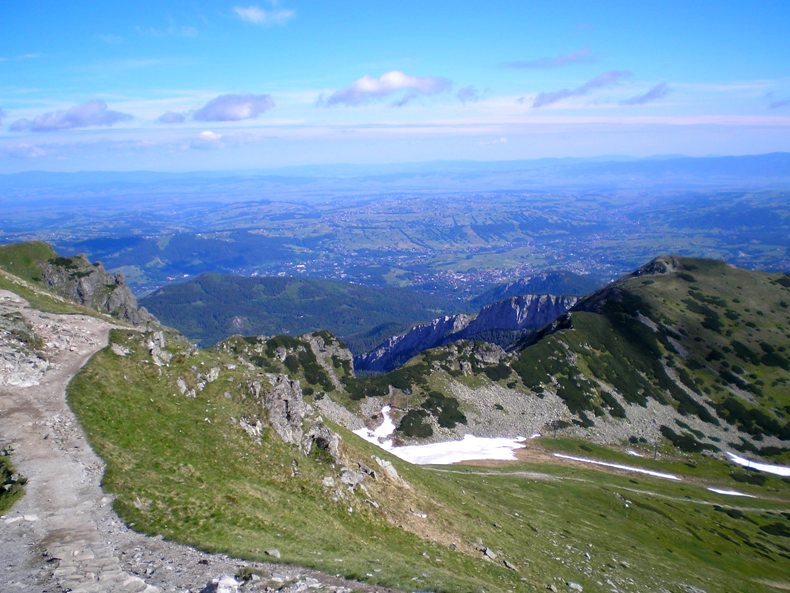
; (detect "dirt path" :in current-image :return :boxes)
[0,290,391,593]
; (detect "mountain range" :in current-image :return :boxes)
[0,241,788,593]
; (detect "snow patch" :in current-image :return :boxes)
[726,452,790,477]
[392,435,526,465]
[353,404,397,447]
[626,449,643,457]
[706,487,757,498]
[354,406,525,465]
[553,453,681,481]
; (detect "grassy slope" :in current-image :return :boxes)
[0,241,56,283]
[68,328,790,593]
[140,272,450,352]
[502,257,789,452]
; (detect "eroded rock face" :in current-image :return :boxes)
[459,294,578,338]
[355,294,576,373]
[302,421,340,460]
[354,314,473,373]
[261,374,307,446]
[39,254,154,326]
[301,332,354,389]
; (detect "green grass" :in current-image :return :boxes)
[67,328,790,593]
[0,453,24,513]
[0,241,56,283]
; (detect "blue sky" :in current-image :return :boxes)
[1,0,789,172]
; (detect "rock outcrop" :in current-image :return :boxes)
[354,314,472,373]
[301,331,355,389]
[38,254,154,326]
[262,375,308,446]
[355,294,577,373]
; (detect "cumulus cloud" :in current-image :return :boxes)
[532,70,630,108]
[457,85,480,104]
[9,100,133,132]
[158,111,186,124]
[234,4,294,26]
[193,94,274,121]
[190,130,223,150]
[621,82,670,105]
[324,70,452,107]
[505,48,593,69]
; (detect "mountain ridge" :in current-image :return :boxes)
[355,293,578,373]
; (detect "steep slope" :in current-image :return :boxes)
[355,294,577,373]
[469,271,603,308]
[344,257,788,460]
[0,241,153,326]
[140,272,449,352]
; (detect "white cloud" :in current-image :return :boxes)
[324,71,452,107]
[193,93,275,121]
[190,130,223,150]
[234,4,295,26]
[9,100,133,132]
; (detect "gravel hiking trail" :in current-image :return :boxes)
[0,290,391,593]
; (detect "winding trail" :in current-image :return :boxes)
[0,290,390,593]
[0,290,158,593]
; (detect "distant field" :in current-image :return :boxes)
[0,172,785,299]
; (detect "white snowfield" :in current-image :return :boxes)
[726,452,790,477]
[353,406,526,465]
[706,487,757,498]
[553,453,681,481]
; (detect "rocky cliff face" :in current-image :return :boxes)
[355,294,577,373]
[38,255,154,326]
[354,314,472,373]
[459,294,578,339]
